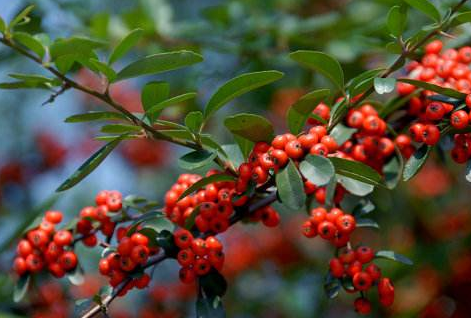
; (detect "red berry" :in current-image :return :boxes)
[365,263,381,281]
[356,246,374,263]
[302,221,316,238]
[179,267,196,284]
[451,110,469,129]
[285,140,304,159]
[354,297,372,315]
[317,221,336,240]
[336,214,356,234]
[95,190,109,206]
[13,257,27,276]
[135,274,151,289]
[83,234,98,247]
[425,40,443,54]
[320,135,338,152]
[99,259,111,275]
[191,238,207,256]
[58,251,78,271]
[131,245,150,264]
[131,233,149,246]
[422,124,440,145]
[174,228,194,249]
[194,258,211,276]
[48,262,65,278]
[53,230,73,246]
[117,237,134,256]
[353,271,373,291]
[329,258,344,278]
[17,239,33,258]
[45,210,63,224]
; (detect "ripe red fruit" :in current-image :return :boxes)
[346,260,363,277]
[83,234,98,247]
[117,237,134,256]
[347,110,364,128]
[329,258,344,278]
[365,263,381,281]
[310,207,327,225]
[320,136,338,152]
[13,257,27,276]
[120,256,136,272]
[356,246,374,263]
[252,166,268,184]
[336,214,356,234]
[48,262,65,278]
[339,249,356,264]
[27,229,49,247]
[106,195,122,212]
[378,277,395,307]
[353,271,373,291]
[174,228,194,249]
[95,190,109,206]
[425,40,443,54]
[409,123,425,142]
[422,124,440,145]
[45,210,63,224]
[354,297,372,315]
[54,230,73,246]
[317,221,336,240]
[17,239,33,258]
[271,149,289,167]
[58,251,78,271]
[285,140,304,159]
[261,208,280,227]
[272,135,288,149]
[131,233,149,246]
[191,238,207,256]
[209,217,229,233]
[131,245,150,264]
[310,143,329,156]
[238,163,252,180]
[425,102,445,121]
[298,134,318,150]
[135,274,151,289]
[397,82,416,95]
[177,248,195,267]
[99,259,111,275]
[451,110,469,129]
[466,94,471,108]
[326,208,343,223]
[194,258,211,276]
[302,221,316,238]
[259,153,275,170]
[179,267,196,284]
[208,250,225,271]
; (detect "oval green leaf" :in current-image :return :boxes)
[108,28,144,65]
[375,250,413,265]
[178,174,236,201]
[299,154,334,186]
[329,157,382,186]
[276,160,306,210]
[178,150,217,170]
[203,70,284,119]
[65,111,127,123]
[224,113,274,143]
[290,50,344,91]
[397,78,465,99]
[404,0,440,22]
[115,50,203,82]
[403,144,431,181]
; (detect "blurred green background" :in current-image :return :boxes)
[1,0,471,317]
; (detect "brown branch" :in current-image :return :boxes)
[0,37,236,174]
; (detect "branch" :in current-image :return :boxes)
[0,37,236,174]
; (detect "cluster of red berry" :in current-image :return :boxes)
[164,172,241,233]
[13,211,78,278]
[329,246,394,314]
[397,40,471,160]
[173,228,225,284]
[76,190,123,246]
[98,231,156,296]
[301,207,356,247]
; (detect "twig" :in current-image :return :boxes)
[41,83,70,106]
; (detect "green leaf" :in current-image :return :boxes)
[290,50,344,91]
[141,81,169,113]
[67,263,85,285]
[375,250,413,265]
[224,113,274,143]
[397,78,465,99]
[221,144,245,168]
[156,230,179,257]
[329,124,356,146]
[108,28,144,65]
[356,218,380,229]
[276,160,306,210]
[13,32,45,59]
[8,73,58,85]
[374,78,396,95]
[9,5,35,29]
[352,200,375,217]
[330,157,383,187]
[100,124,141,134]
[88,58,116,81]
[178,150,217,170]
[185,111,204,133]
[115,51,203,82]
[466,160,471,183]
[178,174,236,201]
[74,298,93,317]
[451,11,471,26]
[141,81,169,122]
[56,136,124,191]
[50,37,106,60]
[13,275,30,302]
[234,135,253,161]
[384,155,402,189]
[403,144,430,181]
[348,68,385,97]
[286,89,331,134]
[337,175,374,196]
[146,92,197,117]
[299,155,334,186]
[387,5,407,37]
[0,16,5,33]
[196,295,225,318]
[200,270,228,297]
[404,0,440,22]
[324,273,341,299]
[65,111,127,123]
[203,71,283,119]
[0,81,51,90]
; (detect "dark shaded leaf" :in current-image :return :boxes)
[65,111,127,123]
[224,113,274,143]
[375,250,413,265]
[398,78,465,99]
[276,160,306,210]
[403,144,431,181]
[13,275,30,302]
[286,89,330,134]
[404,0,440,22]
[178,150,217,170]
